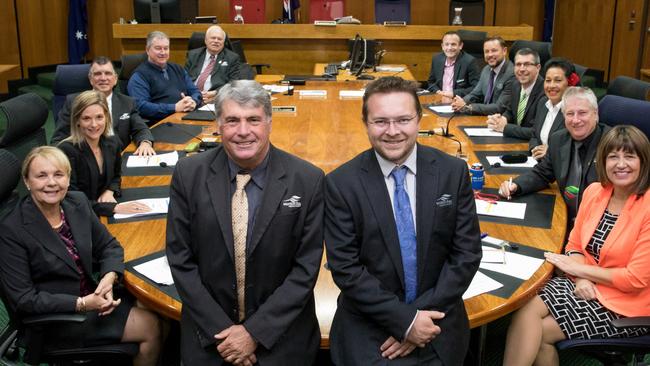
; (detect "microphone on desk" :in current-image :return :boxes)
[164,122,219,150]
[424,127,463,157]
[442,112,458,137]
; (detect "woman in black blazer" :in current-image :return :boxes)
[0,146,161,365]
[58,90,149,216]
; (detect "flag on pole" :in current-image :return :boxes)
[282,0,300,23]
[68,0,89,64]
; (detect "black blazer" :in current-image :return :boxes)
[58,136,122,217]
[324,144,482,366]
[0,192,123,352]
[51,91,154,148]
[426,51,480,97]
[166,145,324,365]
[529,97,566,151]
[502,77,545,140]
[185,47,243,91]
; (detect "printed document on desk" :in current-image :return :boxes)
[463,270,503,300]
[126,151,179,168]
[133,255,174,285]
[427,104,454,114]
[475,199,526,219]
[198,104,215,112]
[464,128,503,137]
[113,198,170,220]
[480,244,545,280]
[486,155,538,168]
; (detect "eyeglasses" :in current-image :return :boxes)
[515,62,538,68]
[367,116,418,129]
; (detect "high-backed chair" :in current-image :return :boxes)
[509,40,552,68]
[598,94,650,138]
[449,0,485,26]
[607,76,650,101]
[229,0,266,23]
[52,64,92,125]
[0,149,20,220]
[457,29,487,67]
[0,93,48,166]
[375,0,410,24]
[188,31,205,50]
[309,0,345,22]
[118,53,147,95]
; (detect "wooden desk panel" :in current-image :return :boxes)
[111,78,564,348]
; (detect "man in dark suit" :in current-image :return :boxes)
[166,80,324,365]
[51,57,155,155]
[426,31,480,97]
[185,25,243,104]
[325,77,482,366]
[486,48,545,140]
[499,87,610,224]
[451,36,515,115]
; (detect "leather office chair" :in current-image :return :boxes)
[52,64,92,125]
[229,0,266,24]
[607,76,650,101]
[0,93,47,168]
[188,31,205,50]
[598,94,650,138]
[508,40,552,68]
[375,0,411,24]
[118,53,147,95]
[0,149,20,220]
[457,29,487,67]
[556,317,650,366]
[309,0,345,22]
[449,0,485,26]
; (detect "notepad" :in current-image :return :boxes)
[475,199,527,220]
[133,256,174,285]
[126,151,179,168]
[464,128,504,137]
[486,155,538,168]
[462,271,503,300]
[113,198,170,220]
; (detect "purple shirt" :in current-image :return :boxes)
[442,58,456,93]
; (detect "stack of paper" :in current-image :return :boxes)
[113,197,170,220]
[133,256,174,285]
[126,151,179,168]
[480,236,545,280]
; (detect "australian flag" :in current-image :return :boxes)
[68,0,89,64]
[282,0,300,23]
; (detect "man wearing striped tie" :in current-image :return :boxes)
[486,48,545,141]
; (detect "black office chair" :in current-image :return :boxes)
[457,29,487,67]
[449,0,485,26]
[188,31,205,51]
[598,95,650,138]
[0,149,20,220]
[0,93,48,167]
[556,317,650,366]
[118,53,147,95]
[607,76,650,101]
[225,37,269,76]
[52,64,92,125]
[509,40,552,68]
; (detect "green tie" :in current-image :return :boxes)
[516,89,528,125]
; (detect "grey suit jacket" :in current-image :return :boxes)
[166,145,324,365]
[185,47,243,91]
[325,144,482,366]
[426,51,480,97]
[51,91,153,148]
[529,97,566,151]
[463,60,515,115]
[502,77,545,140]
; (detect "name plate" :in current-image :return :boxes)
[272,106,297,113]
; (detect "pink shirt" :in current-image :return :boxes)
[442,58,456,93]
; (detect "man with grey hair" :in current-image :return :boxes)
[166,80,324,365]
[185,25,244,104]
[128,31,201,121]
[499,87,611,225]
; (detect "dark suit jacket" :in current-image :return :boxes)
[51,91,154,148]
[528,97,566,151]
[166,145,324,365]
[0,192,123,358]
[325,144,482,366]
[501,77,545,140]
[514,123,611,208]
[58,136,122,217]
[185,47,243,91]
[426,51,480,97]
[463,60,516,115]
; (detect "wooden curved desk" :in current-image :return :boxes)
[109,79,565,348]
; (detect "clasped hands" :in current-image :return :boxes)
[83,271,120,316]
[214,325,258,366]
[380,310,445,360]
[175,93,197,113]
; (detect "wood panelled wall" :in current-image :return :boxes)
[0,0,543,77]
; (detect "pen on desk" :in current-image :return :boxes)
[507,177,513,200]
[480,232,488,239]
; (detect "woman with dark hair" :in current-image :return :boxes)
[529,57,580,160]
[503,125,650,365]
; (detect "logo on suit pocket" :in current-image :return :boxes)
[496,82,504,90]
[283,195,301,208]
[119,113,130,120]
[435,194,453,207]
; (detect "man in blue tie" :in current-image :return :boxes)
[325,76,482,365]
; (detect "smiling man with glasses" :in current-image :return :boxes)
[325,76,482,366]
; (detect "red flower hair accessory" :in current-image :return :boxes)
[567,72,580,87]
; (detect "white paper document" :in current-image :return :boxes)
[113,197,170,220]
[126,151,179,168]
[427,105,454,114]
[339,90,365,98]
[475,199,527,219]
[298,90,327,97]
[133,256,174,285]
[486,155,538,168]
[262,84,294,93]
[462,271,503,300]
[198,104,215,112]
[464,128,504,137]
[375,65,405,72]
[479,246,545,280]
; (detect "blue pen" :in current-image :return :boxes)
[480,232,488,239]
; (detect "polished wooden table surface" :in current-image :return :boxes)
[109,78,565,348]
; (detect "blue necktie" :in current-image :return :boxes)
[391,166,417,303]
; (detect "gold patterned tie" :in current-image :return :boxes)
[232,173,251,321]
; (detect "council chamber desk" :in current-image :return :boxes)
[108,75,565,349]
